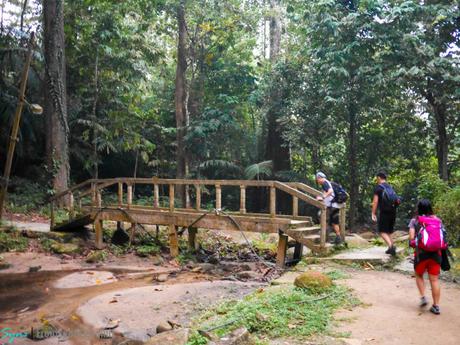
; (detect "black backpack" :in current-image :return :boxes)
[380,184,400,211]
[331,182,348,203]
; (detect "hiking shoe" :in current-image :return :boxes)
[334,236,342,245]
[385,247,392,254]
[419,296,428,307]
[388,246,397,256]
[430,305,440,315]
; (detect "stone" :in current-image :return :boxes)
[145,328,189,345]
[209,328,256,345]
[156,274,168,282]
[392,230,408,239]
[28,265,42,272]
[345,234,370,247]
[294,271,332,291]
[332,246,404,264]
[0,261,11,270]
[86,250,107,263]
[156,322,173,334]
[151,255,164,266]
[51,242,80,255]
[236,271,258,280]
[359,231,377,240]
[199,263,216,273]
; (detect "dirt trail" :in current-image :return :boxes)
[336,269,460,345]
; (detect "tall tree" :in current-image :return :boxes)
[43,0,69,197]
[265,0,290,175]
[174,0,189,204]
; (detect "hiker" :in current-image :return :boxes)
[371,171,400,256]
[315,172,347,245]
[409,199,446,315]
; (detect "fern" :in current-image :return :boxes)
[244,160,273,180]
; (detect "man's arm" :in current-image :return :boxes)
[371,194,378,222]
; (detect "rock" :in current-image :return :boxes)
[156,274,168,282]
[199,263,216,273]
[359,231,377,240]
[392,230,408,239]
[294,271,332,292]
[151,255,164,266]
[209,328,256,345]
[238,263,252,271]
[345,234,370,247]
[208,254,220,265]
[28,265,41,272]
[51,242,80,255]
[236,271,258,280]
[0,261,11,270]
[86,250,107,263]
[21,230,41,238]
[146,328,189,345]
[156,322,172,334]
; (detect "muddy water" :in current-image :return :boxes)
[0,268,215,344]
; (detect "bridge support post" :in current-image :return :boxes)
[95,218,104,249]
[188,227,197,252]
[276,230,288,268]
[169,224,179,257]
[320,207,327,249]
[293,242,303,261]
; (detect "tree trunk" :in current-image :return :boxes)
[92,46,99,180]
[265,0,290,213]
[425,91,449,181]
[174,0,189,206]
[20,0,28,32]
[44,0,69,201]
[347,102,358,228]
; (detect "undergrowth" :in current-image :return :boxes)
[187,271,360,344]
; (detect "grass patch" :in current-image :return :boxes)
[0,231,29,252]
[187,283,360,344]
[136,244,160,257]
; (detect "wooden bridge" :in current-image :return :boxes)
[49,178,346,267]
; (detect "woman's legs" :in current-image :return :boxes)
[415,273,425,297]
[428,274,441,306]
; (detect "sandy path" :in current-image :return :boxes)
[336,270,460,345]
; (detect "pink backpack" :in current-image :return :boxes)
[416,215,447,252]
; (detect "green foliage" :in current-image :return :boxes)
[0,231,29,253]
[435,187,460,246]
[136,244,160,257]
[188,284,359,342]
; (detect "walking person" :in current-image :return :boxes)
[371,171,400,256]
[315,172,346,245]
[409,199,446,315]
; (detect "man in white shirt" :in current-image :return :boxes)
[315,172,343,245]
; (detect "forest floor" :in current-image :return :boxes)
[0,219,459,345]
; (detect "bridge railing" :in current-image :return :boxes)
[50,177,345,249]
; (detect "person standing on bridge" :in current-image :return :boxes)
[315,172,345,245]
[371,171,400,256]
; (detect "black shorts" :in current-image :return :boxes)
[328,207,340,226]
[378,210,396,234]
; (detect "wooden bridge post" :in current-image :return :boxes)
[94,218,104,249]
[239,185,246,214]
[118,182,123,206]
[50,201,55,230]
[169,224,179,257]
[169,184,175,212]
[127,184,133,209]
[215,185,222,210]
[276,230,288,267]
[188,227,198,252]
[186,185,191,209]
[69,192,75,220]
[292,196,298,217]
[96,190,102,208]
[339,205,346,240]
[270,186,276,217]
[91,183,96,208]
[320,207,327,249]
[154,184,159,208]
[195,185,201,210]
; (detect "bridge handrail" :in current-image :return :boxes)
[49,177,340,248]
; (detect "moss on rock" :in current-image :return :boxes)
[51,242,80,254]
[294,271,332,292]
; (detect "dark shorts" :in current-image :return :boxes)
[328,207,340,226]
[378,211,396,233]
